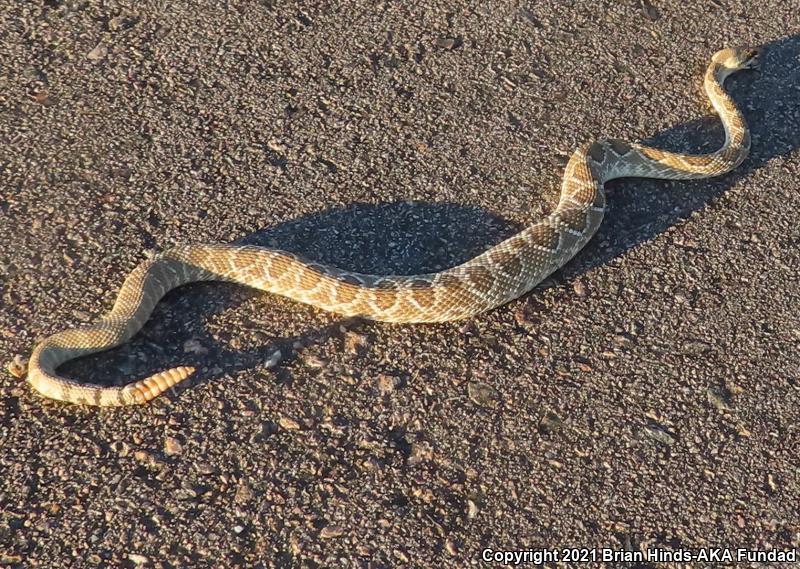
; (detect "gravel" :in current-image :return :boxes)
[1,1,799,567]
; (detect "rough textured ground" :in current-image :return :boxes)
[1,1,799,567]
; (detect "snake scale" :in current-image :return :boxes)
[26,47,761,406]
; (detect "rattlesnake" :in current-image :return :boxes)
[26,47,761,406]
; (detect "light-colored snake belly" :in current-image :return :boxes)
[26,47,761,406]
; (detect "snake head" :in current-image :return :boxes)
[713,46,762,71]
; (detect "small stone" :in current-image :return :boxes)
[6,354,26,378]
[133,450,150,463]
[613,334,635,348]
[195,462,216,475]
[467,382,500,408]
[683,340,711,355]
[235,481,254,504]
[435,37,462,50]
[176,482,198,500]
[164,437,183,456]
[514,303,540,328]
[706,385,732,411]
[44,502,61,514]
[640,0,660,20]
[133,450,164,469]
[538,411,562,434]
[320,525,345,539]
[377,373,400,394]
[233,524,245,535]
[265,350,282,368]
[183,339,208,355]
[278,416,301,431]
[344,331,368,354]
[251,421,279,443]
[766,473,778,493]
[127,553,149,565]
[643,424,675,446]
[573,280,588,298]
[22,66,47,82]
[467,500,479,519]
[303,354,326,369]
[71,309,93,322]
[109,15,136,31]
[31,90,51,105]
[110,441,130,457]
[87,43,108,61]
[445,539,458,556]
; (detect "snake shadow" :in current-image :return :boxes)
[55,34,799,406]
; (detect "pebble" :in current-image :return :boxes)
[87,43,108,61]
[133,450,165,469]
[303,354,327,369]
[22,66,47,82]
[573,280,588,298]
[344,331,368,354]
[110,441,130,457]
[445,539,458,555]
[195,462,216,475]
[164,437,183,456]
[613,333,636,348]
[264,350,282,368]
[31,90,51,105]
[435,37,462,49]
[642,424,676,446]
[682,340,711,355]
[377,373,400,394]
[235,481,254,504]
[183,339,208,355]
[108,14,136,31]
[766,473,778,493]
[319,525,345,539]
[6,354,26,378]
[706,386,732,411]
[538,411,563,434]
[467,382,500,408]
[514,303,539,328]
[278,416,301,431]
[127,553,149,565]
[71,309,93,322]
[640,0,660,20]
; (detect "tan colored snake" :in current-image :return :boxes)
[27,47,761,405]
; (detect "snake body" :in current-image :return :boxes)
[27,47,760,406]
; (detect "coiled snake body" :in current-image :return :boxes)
[27,47,761,406]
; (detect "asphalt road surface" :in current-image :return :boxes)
[1,1,799,567]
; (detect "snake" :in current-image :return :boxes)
[25,47,761,406]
